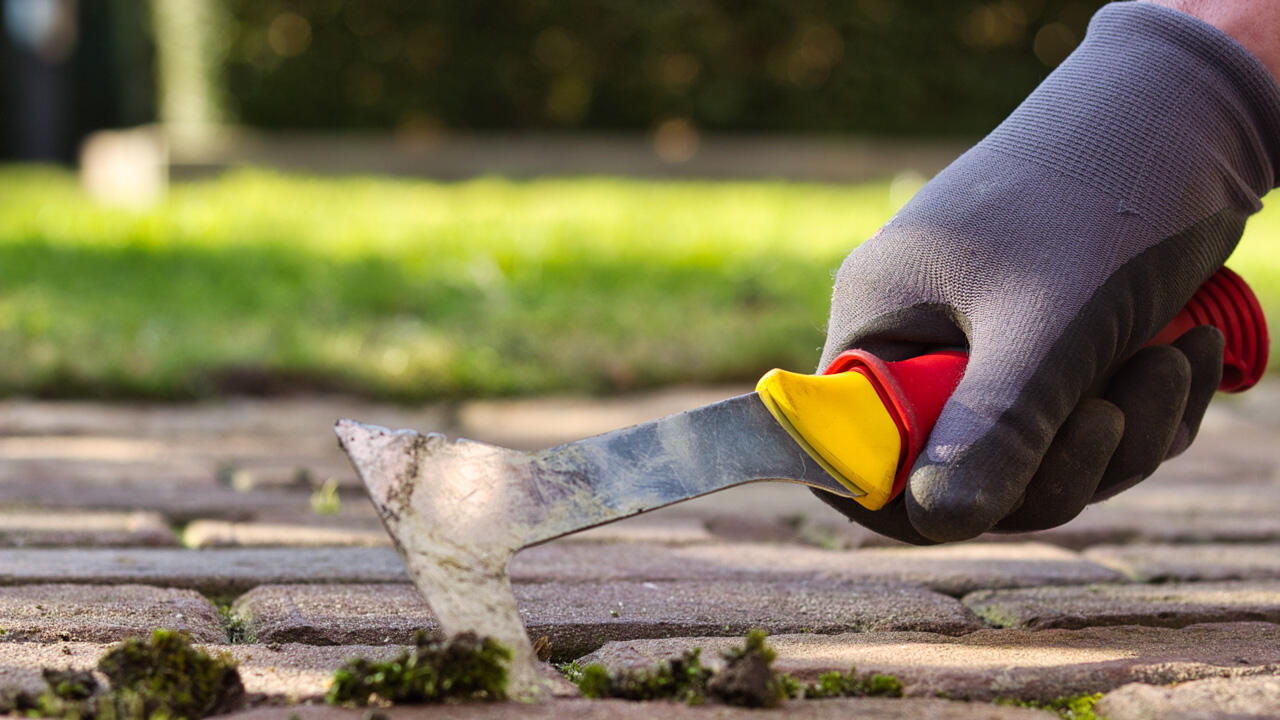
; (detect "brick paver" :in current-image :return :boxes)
[0,548,407,592]
[1096,676,1280,720]
[0,511,177,548]
[0,479,315,522]
[4,388,1280,717]
[1084,543,1280,582]
[0,584,225,643]
[581,622,1280,702]
[512,541,1122,595]
[963,580,1280,629]
[232,580,980,656]
[0,642,405,704]
[183,519,391,548]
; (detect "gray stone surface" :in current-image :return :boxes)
[0,548,407,593]
[963,580,1280,629]
[0,584,224,643]
[0,480,317,523]
[514,578,982,657]
[580,622,1280,702]
[1098,676,1280,720]
[232,580,981,656]
[218,697,1057,719]
[1084,543,1280,582]
[1000,507,1280,549]
[5,387,1280,716]
[0,642,407,704]
[183,520,391,548]
[0,511,177,548]
[514,541,1122,596]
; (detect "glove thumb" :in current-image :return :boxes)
[903,338,1096,542]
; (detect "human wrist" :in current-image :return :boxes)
[1140,0,1280,82]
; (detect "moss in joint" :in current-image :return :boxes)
[24,629,244,720]
[216,604,255,645]
[577,648,712,704]
[995,692,1105,720]
[576,628,902,707]
[326,630,510,706]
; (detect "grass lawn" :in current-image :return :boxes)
[1,165,1277,401]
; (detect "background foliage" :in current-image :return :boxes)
[218,0,1104,136]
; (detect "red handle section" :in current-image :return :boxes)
[1147,266,1268,392]
[824,266,1268,504]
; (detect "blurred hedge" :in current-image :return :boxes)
[221,0,1106,137]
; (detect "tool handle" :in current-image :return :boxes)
[826,265,1269,507]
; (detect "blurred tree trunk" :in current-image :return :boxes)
[150,0,228,150]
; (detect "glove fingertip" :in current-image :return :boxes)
[1167,325,1225,457]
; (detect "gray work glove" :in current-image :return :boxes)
[815,2,1280,544]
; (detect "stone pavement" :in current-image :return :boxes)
[2,383,1280,718]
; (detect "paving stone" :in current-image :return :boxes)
[963,580,1280,630]
[229,643,411,704]
[514,541,1122,596]
[0,548,407,593]
[1098,482,1280,517]
[0,584,224,643]
[517,578,980,657]
[0,642,405,705]
[1097,676,1280,720]
[0,511,178,548]
[183,520,391,548]
[218,697,1058,719]
[1001,506,1280,549]
[580,622,1280,702]
[232,579,981,657]
[0,479,316,523]
[614,483,892,548]
[1083,543,1280,582]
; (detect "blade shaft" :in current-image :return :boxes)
[517,391,851,545]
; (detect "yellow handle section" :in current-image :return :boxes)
[755,368,902,510]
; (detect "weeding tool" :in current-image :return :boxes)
[335,266,1267,695]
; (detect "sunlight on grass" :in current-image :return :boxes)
[0,166,896,399]
[1,165,1276,400]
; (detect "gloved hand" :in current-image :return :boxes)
[815,2,1280,544]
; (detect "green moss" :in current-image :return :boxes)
[574,628,792,707]
[570,630,907,706]
[973,605,1024,629]
[43,669,99,701]
[783,666,903,699]
[326,630,510,706]
[30,629,243,720]
[215,604,255,645]
[309,478,342,515]
[576,648,711,703]
[996,692,1105,720]
[97,629,244,718]
[555,660,587,684]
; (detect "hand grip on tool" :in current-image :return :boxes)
[756,266,1269,511]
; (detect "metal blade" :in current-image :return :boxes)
[520,391,854,544]
[335,390,854,697]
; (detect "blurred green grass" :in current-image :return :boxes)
[1,165,1276,401]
